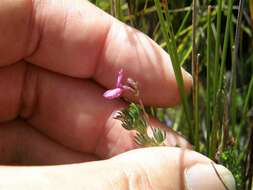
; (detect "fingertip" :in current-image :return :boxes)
[93,12,192,107]
[110,147,212,189]
[185,163,236,190]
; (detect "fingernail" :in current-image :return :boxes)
[184,163,236,190]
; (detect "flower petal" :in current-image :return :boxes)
[116,69,124,88]
[103,88,123,100]
[165,115,173,128]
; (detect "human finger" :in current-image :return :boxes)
[19,66,190,159]
[0,147,235,190]
[0,0,191,106]
[0,120,97,165]
[0,62,190,159]
[111,147,236,190]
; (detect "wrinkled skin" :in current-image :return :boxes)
[0,1,224,190]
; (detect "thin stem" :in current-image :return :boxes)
[116,0,122,20]
[154,0,192,133]
[110,0,116,17]
[192,0,198,150]
[172,107,183,131]
[222,82,229,151]
[218,0,234,90]
[176,4,192,36]
[230,0,243,136]
[192,0,197,107]
[246,125,253,190]
[213,0,222,95]
[194,54,200,151]
[239,76,253,130]
[210,89,225,159]
[138,99,154,133]
[206,5,212,153]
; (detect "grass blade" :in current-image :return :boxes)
[217,0,234,90]
[206,5,212,153]
[191,0,199,150]
[239,76,253,130]
[213,0,223,95]
[194,54,200,151]
[230,0,243,136]
[153,0,192,133]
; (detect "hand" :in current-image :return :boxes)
[0,0,235,189]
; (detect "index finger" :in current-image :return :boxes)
[0,0,192,106]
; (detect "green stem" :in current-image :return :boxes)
[230,0,243,136]
[239,76,253,131]
[206,5,212,154]
[154,0,192,133]
[116,0,122,20]
[194,54,200,151]
[192,0,199,150]
[213,0,222,97]
[176,4,192,36]
[217,0,234,90]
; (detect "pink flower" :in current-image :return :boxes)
[103,69,124,100]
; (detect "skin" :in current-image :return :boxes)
[0,0,214,189]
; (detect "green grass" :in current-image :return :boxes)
[91,0,253,189]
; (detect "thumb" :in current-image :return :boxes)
[111,147,236,190]
[0,147,235,190]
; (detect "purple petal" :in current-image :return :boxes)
[164,115,173,128]
[103,88,123,100]
[116,69,124,88]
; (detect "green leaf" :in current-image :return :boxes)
[153,128,166,145]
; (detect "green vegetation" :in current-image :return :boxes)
[91,0,253,189]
